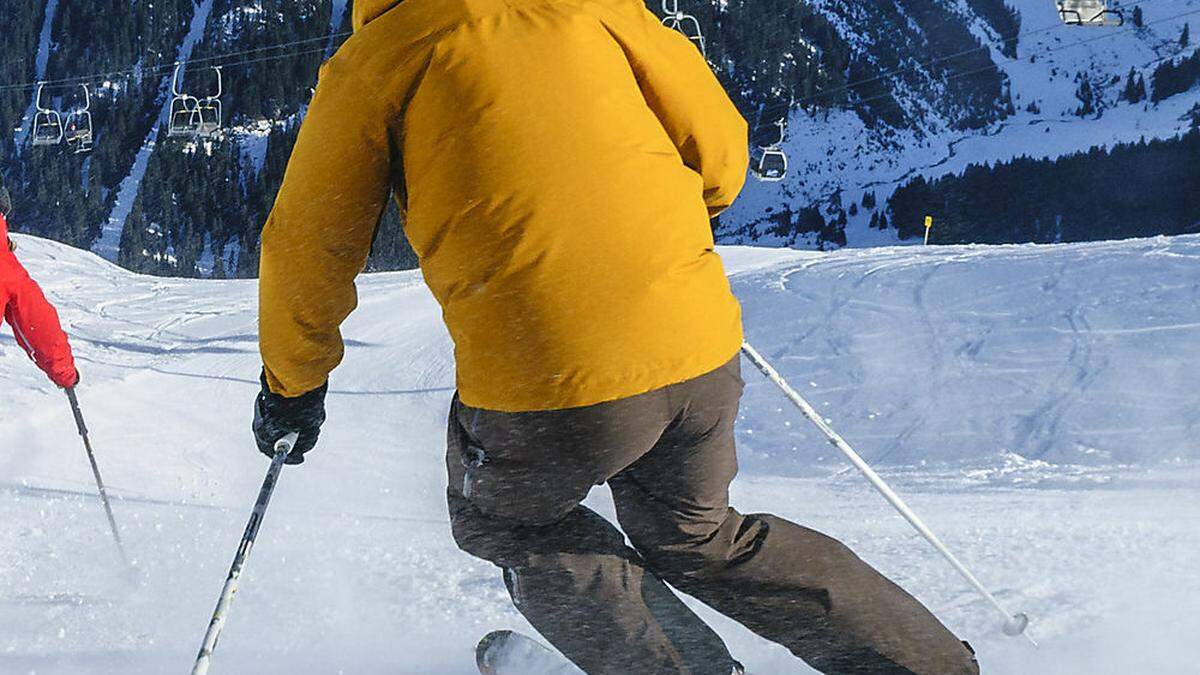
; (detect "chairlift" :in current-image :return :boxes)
[31,82,64,147]
[661,0,707,57]
[195,66,223,139]
[1058,0,1123,26]
[166,61,218,138]
[64,84,94,154]
[752,119,789,182]
[756,149,788,181]
[168,63,203,138]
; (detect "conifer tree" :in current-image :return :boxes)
[1074,76,1096,117]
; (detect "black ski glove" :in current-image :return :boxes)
[252,371,327,464]
[0,183,12,218]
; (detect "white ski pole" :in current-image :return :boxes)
[191,432,299,675]
[740,342,1035,644]
[65,386,130,568]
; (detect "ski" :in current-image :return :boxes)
[476,630,580,675]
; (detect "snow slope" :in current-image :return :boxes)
[1,234,1198,673]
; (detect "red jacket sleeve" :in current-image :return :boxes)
[1,239,78,388]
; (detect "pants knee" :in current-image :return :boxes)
[452,497,634,570]
[634,519,762,584]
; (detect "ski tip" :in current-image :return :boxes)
[476,629,580,675]
[475,630,515,675]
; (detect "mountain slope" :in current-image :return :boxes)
[721,0,1200,246]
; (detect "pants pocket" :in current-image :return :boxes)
[460,443,488,501]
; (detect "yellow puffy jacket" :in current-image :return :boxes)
[260,0,748,412]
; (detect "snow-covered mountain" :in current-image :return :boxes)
[722,0,1200,247]
[2,234,1197,673]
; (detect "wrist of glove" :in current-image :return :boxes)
[252,370,327,465]
[53,368,80,389]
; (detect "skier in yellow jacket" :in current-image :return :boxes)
[253,1,979,673]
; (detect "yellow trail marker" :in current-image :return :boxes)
[923,215,933,245]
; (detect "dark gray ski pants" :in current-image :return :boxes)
[446,356,979,675]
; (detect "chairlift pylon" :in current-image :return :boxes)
[1057,0,1124,26]
[31,82,64,147]
[661,0,707,57]
[64,84,94,154]
[752,118,789,182]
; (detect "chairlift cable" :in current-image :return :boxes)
[12,0,1197,157]
[698,0,1177,117]
[1,0,1185,99]
[736,2,1195,125]
[0,30,353,93]
[845,6,1200,114]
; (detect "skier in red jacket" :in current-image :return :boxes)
[0,186,79,388]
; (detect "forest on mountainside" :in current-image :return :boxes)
[0,0,1018,276]
[886,129,1200,245]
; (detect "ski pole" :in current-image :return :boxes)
[64,386,130,567]
[191,431,299,675]
[740,342,1035,645]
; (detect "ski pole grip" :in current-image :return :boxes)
[274,432,300,458]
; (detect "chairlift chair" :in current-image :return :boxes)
[755,149,788,182]
[1058,0,1123,26]
[661,0,707,57]
[195,67,223,139]
[168,96,203,138]
[64,85,94,154]
[31,82,64,147]
[752,119,789,182]
[168,63,203,138]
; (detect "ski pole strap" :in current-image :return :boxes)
[191,432,298,675]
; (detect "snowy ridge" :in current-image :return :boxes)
[722,0,1200,247]
[1,234,1197,673]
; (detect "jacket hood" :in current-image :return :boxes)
[353,0,405,31]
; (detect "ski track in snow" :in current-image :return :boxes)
[2,235,1198,673]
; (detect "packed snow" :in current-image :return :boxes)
[1,234,1197,673]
